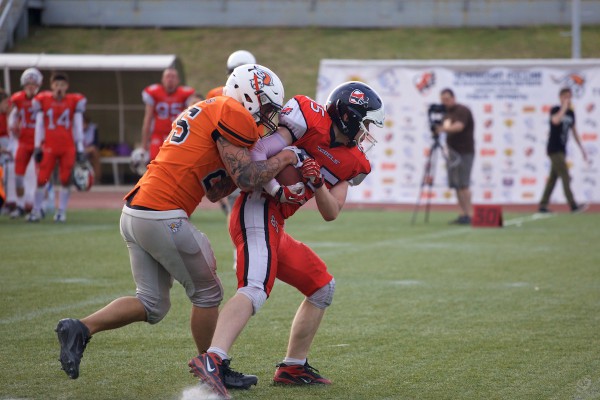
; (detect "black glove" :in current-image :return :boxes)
[76,151,87,163]
[33,148,43,163]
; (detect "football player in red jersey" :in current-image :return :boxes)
[7,68,43,218]
[0,87,16,214]
[189,82,385,397]
[141,67,195,161]
[28,71,86,223]
[54,65,301,389]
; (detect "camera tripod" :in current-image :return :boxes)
[410,135,448,225]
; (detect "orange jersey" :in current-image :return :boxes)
[206,86,224,100]
[9,91,37,146]
[32,91,86,147]
[127,96,261,216]
[142,84,195,138]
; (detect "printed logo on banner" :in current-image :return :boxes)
[524,132,537,143]
[413,71,436,94]
[483,133,493,143]
[502,177,514,187]
[582,133,598,141]
[525,147,534,157]
[552,72,586,97]
[586,103,595,113]
[584,118,597,128]
[483,104,493,113]
[484,119,493,128]
[504,119,514,128]
[377,68,401,94]
[384,133,394,142]
[524,162,537,172]
[480,148,496,157]
[521,177,537,185]
[522,105,536,113]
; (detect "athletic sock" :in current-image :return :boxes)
[282,357,306,366]
[207,346,229,361]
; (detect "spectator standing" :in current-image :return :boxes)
[434,88,475,225]
[538,87,588,213]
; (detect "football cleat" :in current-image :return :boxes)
[273,360,332,385]
[56,318,91,379]
[53,211,67,223]
[188,353,230,399]
[27,211,42,223]
[9,207,25,219]
[222,358,258,390]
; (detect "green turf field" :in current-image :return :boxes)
[1,209,598,399]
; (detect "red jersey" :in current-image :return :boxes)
[127,96,261,217]
[32,91,86,147]
[0,112,6,138]
[277,95,371,218]
[9,91,37,146]
[142,84,195,138]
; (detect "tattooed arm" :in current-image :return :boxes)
[205,175,237,202]
[216,135,296,192]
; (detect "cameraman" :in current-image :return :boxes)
[433,88,475,225]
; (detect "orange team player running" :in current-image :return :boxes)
[28,71,86,223]
[7,68,44,218]
[141,67,195,161]
[54,64,302,390]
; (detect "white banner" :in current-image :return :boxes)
[316,59,600,205]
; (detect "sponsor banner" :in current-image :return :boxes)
[316,59,600,204]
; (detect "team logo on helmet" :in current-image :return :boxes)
[250,68,274,90]
[349,89,368,106]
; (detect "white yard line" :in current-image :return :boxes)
[503,212,555,227]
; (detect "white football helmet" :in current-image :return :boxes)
[130,148,149,176]
[223,64,284,132]
[72,161,94,191]
[21,68,43,87]
[226,50,256,74]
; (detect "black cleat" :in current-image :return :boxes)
[55,318,91,379]
[222,358,258,389]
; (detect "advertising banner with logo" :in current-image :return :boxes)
[316,59,600,205]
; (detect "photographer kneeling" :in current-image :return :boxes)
[433,88,475,225]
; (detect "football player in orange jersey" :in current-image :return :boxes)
[7,68,43,218]
[28,71,86,223]
[55,64,303,389]
[141,67,195,161]
[189,82,385,398]
[206,50,257,270]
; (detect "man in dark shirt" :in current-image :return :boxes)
[435,88,475,224]
[539,87,588,213]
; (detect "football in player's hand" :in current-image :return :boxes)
[276,164,303,186]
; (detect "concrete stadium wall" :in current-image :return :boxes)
[39,0,600,28]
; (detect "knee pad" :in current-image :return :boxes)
[307,278,335,309]
[137,294,171,325]
[237,286,267,315]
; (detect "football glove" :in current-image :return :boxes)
[273,182,307,205]
[283,146,309,168]
[33,147,43,163]
[301,158,323,189]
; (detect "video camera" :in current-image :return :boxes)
[427,104,446,135]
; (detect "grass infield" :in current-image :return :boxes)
[1,208,598,399]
